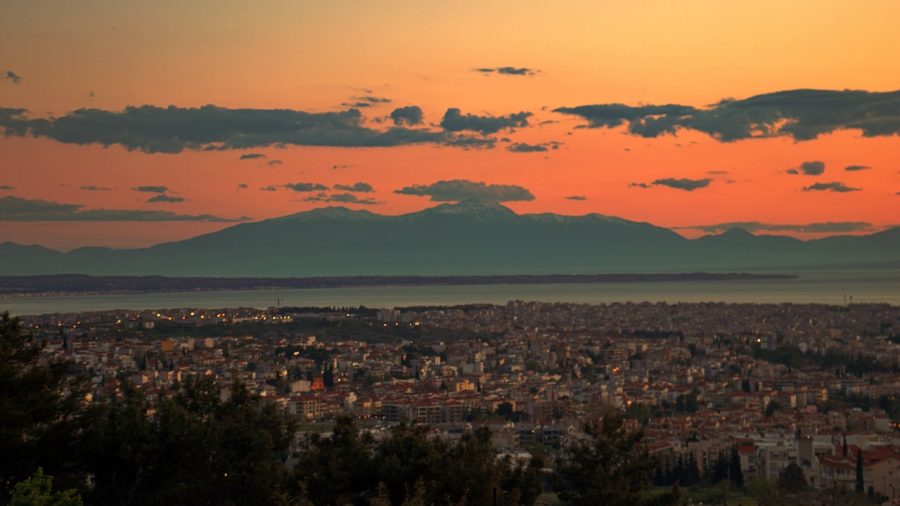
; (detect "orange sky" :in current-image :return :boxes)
[0,1,898,249]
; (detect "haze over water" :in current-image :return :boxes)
[3,270,897,316]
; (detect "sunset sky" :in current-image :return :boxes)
[1,0,898,250]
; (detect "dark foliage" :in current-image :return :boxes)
[293,419,543,505]
[554,414,655,505]
[0,313,89,501]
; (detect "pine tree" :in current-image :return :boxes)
[555,413,654,506]
[729,447,744,488]
[855,449,864,493]
[8,468,83,506]
[0,313,89,501]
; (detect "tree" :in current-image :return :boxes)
[729,447,744,488]
[82,384,156,506]
[0,313,88,500]
[85,377,295,506]
[555,413,654,506]
[294,416,376,505]
[777,463,808,494]
[9,468,83,506]
[682,453,700,486]
[855,450,864,493]
[371,424,439,505]
[707,452,729,484]
[501,454,544,506]
[674,394,698,413]
[764,400,783,417]
[435,427,504,506]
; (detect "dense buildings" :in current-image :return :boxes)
[20,301,900,501]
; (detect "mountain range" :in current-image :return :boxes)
[1,201,898,276]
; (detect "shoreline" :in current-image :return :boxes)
[0,272,798,299]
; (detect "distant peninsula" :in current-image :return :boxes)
[0,273,797,297]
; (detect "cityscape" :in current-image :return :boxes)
[1,1,898,505]
[6,300,899,504]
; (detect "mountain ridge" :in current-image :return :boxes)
[0,202,896,276]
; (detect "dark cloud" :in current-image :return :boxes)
[132,185,168,194]
[237,183,248,190]
[0,185,14,191]
[845,165,870,171]
[706,170,729,175]
[474,67,537,76]
[266,160,283,167]
[146,194,185,203]
[341,96,391,108]
[440,108,531,135]
[395,179,535,203]
[786,161,825,176]
[390,106,424,126]
[0,105,451,153]
[554,89,900,141]
[686,221,872,234]
[0,196,246,222]
[507,141,561,153]
[283,182,329,192]
[261,185,278,192]
[442,136,496,149]
[239,153,266,160]
[304,192,381,205]
[564,195,587,201]
[331,164,352,170]
[79,185,113,191]
[333,182,374,193]
[4,70,22,84]
[628,182,651,189]
[652,178,712,191]
[803,181,860,193]
[354,95,391,104]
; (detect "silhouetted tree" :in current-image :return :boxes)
[729,447,744,488]
[85,376,294,506]
[777,462,808,494]
[8,468,83,506]
[708,452,729,484]
[855,449,864,493]
[555,413,654,506]
[682,453,700,486]
[294,416,376,505]
[0,313,89,500]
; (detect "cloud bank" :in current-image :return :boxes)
[440,108,531,135]
[786,161,825,175]
[507,141,560,153]
[132,185,169,193]
[333,182,373,193]
[0,105,451,153]
[390,106,424,126]
[802,181,860,192]
[688,221,872,234]
[395,180,535,203]
[554,89,900,141]
[304,192,381,205]
[283,182,329,192]
[146,194,185,203]
[637,177,712,192]
[0,196,246,222]
[474,67,538,76]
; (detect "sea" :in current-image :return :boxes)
[1,270,898,316]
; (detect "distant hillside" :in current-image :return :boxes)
[0,201,897,276]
